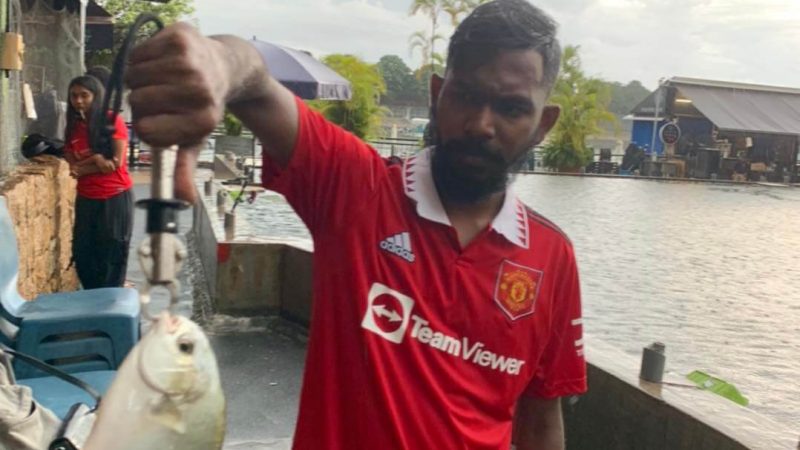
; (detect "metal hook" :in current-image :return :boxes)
[135,146,190,319]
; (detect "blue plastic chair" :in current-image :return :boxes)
[0,196,140,379]
[18,370,116,419]
[1,348,115,420]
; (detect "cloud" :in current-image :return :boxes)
[194,0,800,89]
[195,0,431,63]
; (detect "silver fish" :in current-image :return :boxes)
[84,313,226,450]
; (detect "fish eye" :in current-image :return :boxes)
[178,340,194,355]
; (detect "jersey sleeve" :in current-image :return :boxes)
[261,97,387,235]
[523,243,587,399]
[112,114,129,141]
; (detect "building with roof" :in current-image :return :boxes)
[625,77,800,182]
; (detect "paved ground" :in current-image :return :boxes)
[128,170,303,449]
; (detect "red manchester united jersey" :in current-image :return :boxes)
[262,99,587,450]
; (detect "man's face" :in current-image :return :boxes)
[431,48,559,204]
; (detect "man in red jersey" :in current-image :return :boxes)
[126,0,586,448]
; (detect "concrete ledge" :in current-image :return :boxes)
[518,170,798,188]
[192,183,313,318]
[564,339,797,450]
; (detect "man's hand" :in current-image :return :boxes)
[126,23,230,202]
[126,24,299,202]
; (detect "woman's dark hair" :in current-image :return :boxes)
[447,0,562,91]
[65,75,105,153]
[86,66,111,88]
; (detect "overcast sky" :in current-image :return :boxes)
[194,0,800,90]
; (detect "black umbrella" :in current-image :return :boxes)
[251,39,352,101]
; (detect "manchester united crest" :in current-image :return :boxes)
[494,260,543,321]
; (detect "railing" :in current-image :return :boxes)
[368,138,422,159]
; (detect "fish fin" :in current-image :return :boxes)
[150,396,187,434]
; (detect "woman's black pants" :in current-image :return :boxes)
[73,190,134,289]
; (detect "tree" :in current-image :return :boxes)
[605,80,650,117]
[409,30,446,72]
[442,0,492,26]
[408,0,492,78]
[311,55,386,140]
[88,0,195,68]
[377,55,423,106]
[542,46,617,172]
[409,0,444,68]
[413,62,445,107]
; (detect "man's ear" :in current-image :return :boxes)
[532,105,560,145]
[430,73,444,107]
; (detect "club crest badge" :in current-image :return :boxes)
[494,260,543,321]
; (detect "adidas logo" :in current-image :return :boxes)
[380,232,416,263]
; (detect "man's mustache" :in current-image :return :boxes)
[439,139,506,166]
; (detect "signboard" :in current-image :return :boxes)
[659,122,681,145]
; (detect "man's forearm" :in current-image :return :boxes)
[515,397,565,450]
[209,35,272,107]
[210,35,299,167]
[516,424,564,450]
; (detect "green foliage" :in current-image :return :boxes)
[604,80,651,117]
[413,62,445,106]
[408,1,446,72]
[223,111,243,136]
[87,0,195,68]
[377,55,422,105]
[543,45,617,172]
[441,0,492,26]
[409,30,445,71]
[311,54,386,140]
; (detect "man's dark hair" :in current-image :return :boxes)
[447,0,561,90]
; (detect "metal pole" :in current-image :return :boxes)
[650,81,662,163]
[150,146,178,283]
[79,0,88,71]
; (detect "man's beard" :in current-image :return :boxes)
[431,137,527,205]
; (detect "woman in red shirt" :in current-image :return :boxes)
[63,75,133,289]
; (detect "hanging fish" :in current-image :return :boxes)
[83,313,226,450]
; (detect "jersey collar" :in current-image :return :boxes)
[403,147,530,249]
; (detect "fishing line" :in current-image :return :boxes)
[91,14,165,159]
[1,346,102,404]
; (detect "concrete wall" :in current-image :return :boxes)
[193,193,311,318]
[215,241,283,316]
[0,157,78,298]
[280,245,313,326]
[562,340,797,450]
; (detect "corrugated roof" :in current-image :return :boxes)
[669,77,800,96]
[674,83,800,135]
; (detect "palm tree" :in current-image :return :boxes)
[542,46,617,172]
[441,0,492,26]
[409,30,445,71]
[409,0,444,67]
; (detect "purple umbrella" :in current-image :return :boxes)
[251,39,352,101]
